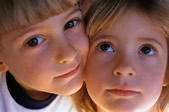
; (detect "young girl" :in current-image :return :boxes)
[0,0,88,112]
[73,0,169,112]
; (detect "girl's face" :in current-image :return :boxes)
[86,9,168,112]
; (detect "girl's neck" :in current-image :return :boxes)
[96,104,160,112]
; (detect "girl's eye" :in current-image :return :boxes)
[64,19,79,30]
[139,46,155,55]
[98,42,114,52]
[26,36,44,47]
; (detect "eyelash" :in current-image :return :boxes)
[138,44,156,56]
[94,40,115,53]
[25,35,45,47]
[64,18,81,31]
[93,40,157,56]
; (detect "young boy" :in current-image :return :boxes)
[0,0,88,112]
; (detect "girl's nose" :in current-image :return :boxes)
[112,58,136,77]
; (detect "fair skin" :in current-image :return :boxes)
[0,6,88,100]
[86,9,168,112]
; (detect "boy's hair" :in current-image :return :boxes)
[73,0,169,112]
[0,0,78,35]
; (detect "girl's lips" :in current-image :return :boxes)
[107,89,140,97]
[57,64,80,78]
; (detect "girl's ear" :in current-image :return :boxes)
[0,61,8,72]
[79,0,92,11]
[163,68,169,86]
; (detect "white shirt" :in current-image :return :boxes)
[0,72,77,112]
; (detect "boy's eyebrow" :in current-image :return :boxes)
[65,6,81,19]
[12,26,40,41]
[13,7,81,41]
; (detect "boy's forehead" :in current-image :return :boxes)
[0,0,79,35]
[70,0,79,3]
[1,5,81,42]
[1,28,23,42]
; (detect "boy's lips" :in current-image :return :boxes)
[56,64,80,78]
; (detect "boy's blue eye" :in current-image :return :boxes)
[64,20,78,30]
[26,36,44,47]
[139,46,155,55]
[98,42,114,52]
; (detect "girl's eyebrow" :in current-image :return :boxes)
[90,34,115,42]
[91,35,163,47]
[138,37,163,47]
[89,34,117,45]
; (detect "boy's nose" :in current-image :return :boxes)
[55,40,77,64]
[112,58,136,77]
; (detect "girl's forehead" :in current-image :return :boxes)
[92,9,166,45]
[98,8,165,36]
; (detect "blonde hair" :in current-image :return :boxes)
[85,0,169,38]
[72,84,97,112]
[73,0,169,112]
[0,0,78,35]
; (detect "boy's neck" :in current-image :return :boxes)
[23,89,52,101]
[8,71,52,101]
[6,71,57,109]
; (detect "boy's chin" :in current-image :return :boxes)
[60,81,83,95]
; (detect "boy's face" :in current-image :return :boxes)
[0,6,88,97]
[86,9,168,112]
